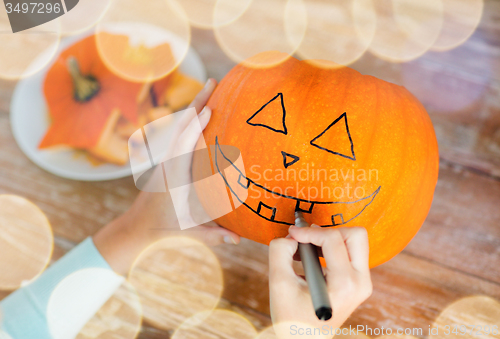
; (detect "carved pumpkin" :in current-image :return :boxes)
[39,35,143,151]
[193,52,439,267]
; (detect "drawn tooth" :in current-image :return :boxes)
[331,213,345,226]
[237,174,250,189]
[257,201,277,220]
[295,200,314,214]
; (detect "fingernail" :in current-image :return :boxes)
[224,235,237,244]
[199,106,208,116]
[311,224,320,228]
[204,79,212,89]
[285,234,292,239]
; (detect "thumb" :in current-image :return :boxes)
[269,238,299,286]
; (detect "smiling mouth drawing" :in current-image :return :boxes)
[214,137,381,227]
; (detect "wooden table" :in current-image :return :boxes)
[1,1,500,337]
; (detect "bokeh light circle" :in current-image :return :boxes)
[369,0,444,62]
[431,0,483,51]
[76,280,142,339]
[401,33,491,113]
[214,0,307,68]
[172,309,257,339]
[96,0,191,82]
[292,0,376,68]
[430,296,500,339]
[60,0,112,36]
[0,12,60,80]
[128,236,223,331]
[170,0,252,29]
[212,0,254,27]
[47,268,126,339]
[0,195,53,290]
[0,329,13,339]
[0,308,12,339]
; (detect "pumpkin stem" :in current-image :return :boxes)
[67,56,100,102]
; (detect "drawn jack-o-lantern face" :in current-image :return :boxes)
[193,52,439,267]
[213,93,380,228]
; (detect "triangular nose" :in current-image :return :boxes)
[281,151,300,168]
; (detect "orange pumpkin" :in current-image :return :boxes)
[193,52,439,268]
[39,35,143,150]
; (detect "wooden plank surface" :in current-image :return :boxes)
[1,0,500,338]
[406,161,500,284]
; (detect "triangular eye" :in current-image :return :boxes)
[310,112,356,161]
[246,93,287,134]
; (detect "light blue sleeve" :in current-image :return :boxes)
[0,237,123,339]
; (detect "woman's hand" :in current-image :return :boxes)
[93,79,240,275]
[269,225,372,338]
[126,78,240,244]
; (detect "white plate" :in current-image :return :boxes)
[10,31,207,181]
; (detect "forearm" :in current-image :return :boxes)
[92,209,153,276]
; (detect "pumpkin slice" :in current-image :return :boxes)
[88,109,128,165]
[115,82,156,139]
[162,72,204,111]
[147,106,173,122]
[40,35,143,150]
[151,72,174,106]
[115,117,139,139]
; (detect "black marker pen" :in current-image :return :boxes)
[295,211,333,321]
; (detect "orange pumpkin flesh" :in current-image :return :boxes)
[39,35,143,150]
[193,52,439,268]
[161,72,204,111]
[87,109,128,165]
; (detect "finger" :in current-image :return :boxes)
[288,226,351,273]
[337,227,370,273]
[174,107,211,157]
[269,238,299,285]
[200,220,220,228]
[162,78,215,152]
[189,78,217,113]
[204,223,241,244]
[194,224,240,245]
[165,91,213,162]
[289,225,324,261]
[198,106,212,130]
